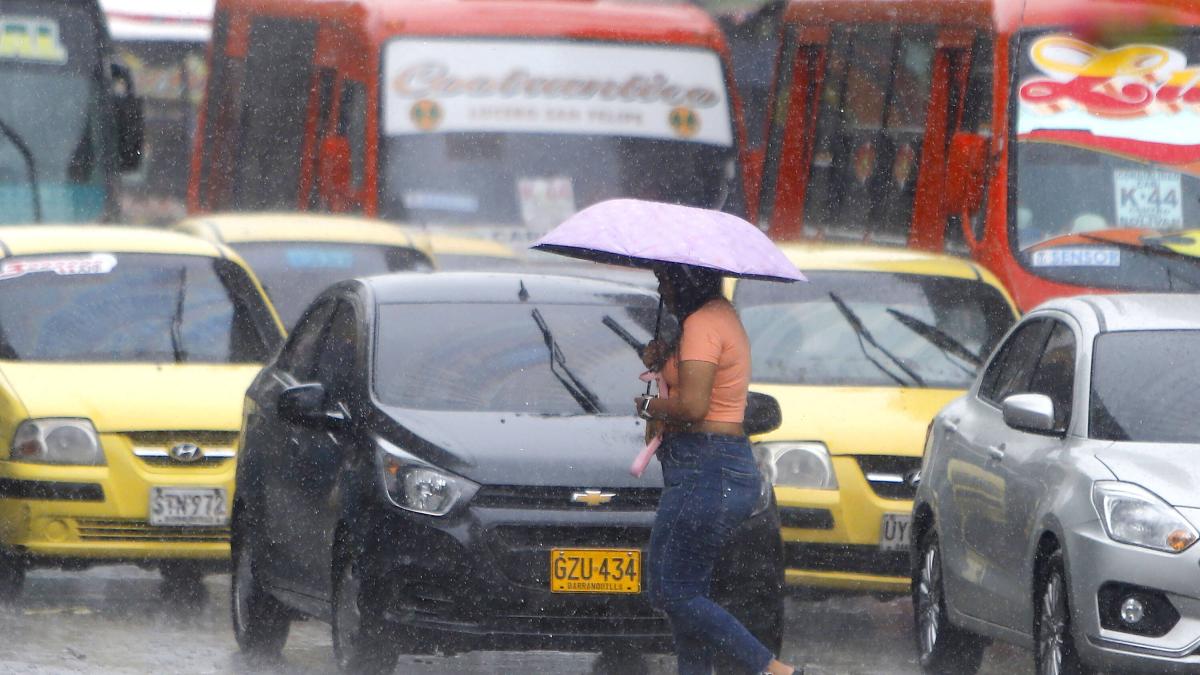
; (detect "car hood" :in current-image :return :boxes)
[747,384,963,456]
[1097,444,1200,508]
[379,408,662,487]
[0,362,262,433]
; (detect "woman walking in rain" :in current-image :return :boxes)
[636,263,799,675]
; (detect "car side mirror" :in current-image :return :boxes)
[946,132,988,247]
[278,383,341,429]
[744,391,782,436]
[1001,393,1057,435]
[111,63,143,172]
[319,135,353,210]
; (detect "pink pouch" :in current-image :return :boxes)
[631,371,668,477]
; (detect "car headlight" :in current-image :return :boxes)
[11,418,104,466]
[753,441,838,490]
[1093,481,1197,554]
[376,440,478,517]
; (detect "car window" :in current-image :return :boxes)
[734,271,1014,388]
[0,253,273,363]
[277,298,335,377]
[978,318,1050,404]
[1090,330,1200,443]
[1025,320,1076,431]
[233,242,430,329]
[314,301,358,396]
[373,298,657,413]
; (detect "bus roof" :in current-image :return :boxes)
[217,0,727,50]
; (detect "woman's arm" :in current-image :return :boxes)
[635,360,716,424]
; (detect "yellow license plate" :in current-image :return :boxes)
[549,548,641,594]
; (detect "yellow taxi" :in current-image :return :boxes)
[423,232,520,270]
[0,226,284,596]
[731,244,1018,595]
[175,213,435,328]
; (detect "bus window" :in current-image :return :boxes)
[304,67,335,210]
[337,80,366,193]
[231,18,317,210]
[803,27,935,244]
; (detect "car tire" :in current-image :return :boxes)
[1035,550,1095,675]
[0,551,25,601]
[231,517,290,658]
[913,531,987,674]
[332,551,401,675]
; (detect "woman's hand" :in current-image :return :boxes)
[642,339,669,370]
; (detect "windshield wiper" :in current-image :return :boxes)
[0,116,41,222]
[885,308,981,371]
[828,292,926,387]
[1075,233,1200,291]
[602,315,646,358]
[531,308,602,413]
[170,267,187,363]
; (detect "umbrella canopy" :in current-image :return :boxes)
[531,199,805,282]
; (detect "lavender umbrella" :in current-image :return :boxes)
[530,199,806,282]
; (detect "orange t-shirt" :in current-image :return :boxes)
[662,298,750,424]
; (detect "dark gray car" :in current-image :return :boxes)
[912,294,1200,674]
[229,272,784,674]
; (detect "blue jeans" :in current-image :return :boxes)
[647,432,774,675]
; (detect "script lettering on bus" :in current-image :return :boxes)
[0,17,68,64]
[1019,35,1200,117]
[392,62,721,109]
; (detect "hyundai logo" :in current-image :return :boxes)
[169,443,204,463]
[570,489,615,507]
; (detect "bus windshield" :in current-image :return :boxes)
[377,39,740,233]
[1014,29,1200,280]
[0,4,107,223]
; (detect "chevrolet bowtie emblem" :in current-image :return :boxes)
[570,489,616,507]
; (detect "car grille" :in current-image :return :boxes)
[472,485,660,511]
[855,456,921,501]
[486,525,652,587]
[75,519,230,544]
[124,431,237,468]
[785,542,909,578]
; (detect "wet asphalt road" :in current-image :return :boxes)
[0,567,1031,674]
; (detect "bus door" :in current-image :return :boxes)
[759,22,988,249]
[302,22,366,214]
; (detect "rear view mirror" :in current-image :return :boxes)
[319,136,353,210]
[744,391,782,436]
[111,63,143,172]
[1002,393,1057,435]
[278,383,335,428]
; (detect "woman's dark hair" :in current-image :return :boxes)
[663,264,724,321]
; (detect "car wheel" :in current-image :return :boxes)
[0,551,25,602]
[913,531,987,674]
[1035,550,1094,675]
[332,552,401,675]
[231,520,290,658]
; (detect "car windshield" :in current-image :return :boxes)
[377,38,740,233]
[1090,330,1200,443]
[232,241,431,328]
[1013,29,1200,288]
[0,4,107,223]
[734,271,1014,388]
[373,299,657,413]
[0,253,272,363]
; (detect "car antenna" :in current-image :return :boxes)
[518,280,530,302]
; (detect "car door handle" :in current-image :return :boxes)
[987,444,1006,462]
[942,418,959,433]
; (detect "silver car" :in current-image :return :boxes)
[911,294,1200,674]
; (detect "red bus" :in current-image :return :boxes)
[756,0,1200,310]
[188,0,751,243]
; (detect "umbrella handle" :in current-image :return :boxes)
[646,296,663,396]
